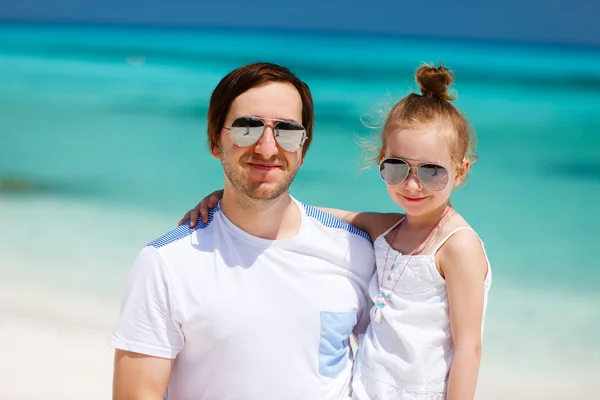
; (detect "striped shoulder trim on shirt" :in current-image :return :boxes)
[148,205,220,249]
[302,203,371,243]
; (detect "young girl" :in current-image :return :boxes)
[181,63,491,400]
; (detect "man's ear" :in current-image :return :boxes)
[211,145,220,159]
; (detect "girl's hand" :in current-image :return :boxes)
[177,190,224,227]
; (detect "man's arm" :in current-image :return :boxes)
[113,350,173,400]
[108,246,185,399]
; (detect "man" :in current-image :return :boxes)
[108,62,375,400]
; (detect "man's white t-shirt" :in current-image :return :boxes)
[108,197,375,400]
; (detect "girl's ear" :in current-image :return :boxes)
[453,158,471,186]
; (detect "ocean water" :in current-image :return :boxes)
[1,23,600,394]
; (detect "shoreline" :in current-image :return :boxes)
[0,198,598,399]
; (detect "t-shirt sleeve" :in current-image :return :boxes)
[107,246,184,359]
[353,288,374,336]
[349,239,376,336]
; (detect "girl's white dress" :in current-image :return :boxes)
[352,219,492,400]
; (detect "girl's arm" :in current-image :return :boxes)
[318,208,402,242]
[179,191,402,242]
[438,230,489,400]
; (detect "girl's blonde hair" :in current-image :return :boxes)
[365,62,478,177]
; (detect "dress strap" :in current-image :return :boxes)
[380,216,406,237]
[431,226,478,254]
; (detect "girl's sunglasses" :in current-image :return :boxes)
[224,116,307,153]
[379,157,450,191]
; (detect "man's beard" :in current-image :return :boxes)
[219,142,300,204]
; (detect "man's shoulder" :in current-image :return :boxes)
[147,205,221,250]
[299,202,371,244]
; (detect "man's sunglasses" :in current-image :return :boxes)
[224,116,307,153]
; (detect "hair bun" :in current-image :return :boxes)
[415,63,456,101]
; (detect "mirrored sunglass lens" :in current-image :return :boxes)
[274,121,305,152]
[418,164,449,191]
[230,117,264,147]
[380,159,409,185]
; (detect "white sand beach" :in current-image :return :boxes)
[1,278,598,399]
[0,282,115,400]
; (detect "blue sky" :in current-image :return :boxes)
[1,0,599,46]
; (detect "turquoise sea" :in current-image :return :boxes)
[1,23,599,396]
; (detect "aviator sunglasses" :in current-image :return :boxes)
[224,116,307,153]
[379,157,451,191]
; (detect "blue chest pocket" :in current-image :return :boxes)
[319,310,357,378]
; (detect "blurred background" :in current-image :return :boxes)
[1,1,599,399]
